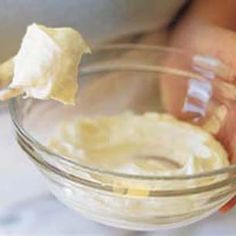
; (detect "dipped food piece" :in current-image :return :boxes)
[0,23,90,104]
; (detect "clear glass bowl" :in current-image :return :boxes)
[9,44,236,231]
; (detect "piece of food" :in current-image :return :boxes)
[0,23,90,104]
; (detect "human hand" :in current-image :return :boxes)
[165,19,236,212]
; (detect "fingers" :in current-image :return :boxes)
[0,58,13,88]
[0,58,18,101]
[220,196,236,213]
[0,88,22,101]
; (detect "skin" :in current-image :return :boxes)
[166,0,236,212]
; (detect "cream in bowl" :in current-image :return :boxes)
[49,112,228,176]
[9,44,236,230]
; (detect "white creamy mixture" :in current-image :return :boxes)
[49,112,229,215]
[50,112,229,176]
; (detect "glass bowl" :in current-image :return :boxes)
[9,44,236,231]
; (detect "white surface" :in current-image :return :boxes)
[0,108,47,209]
[0,195,235,236]
[0,107,235,235]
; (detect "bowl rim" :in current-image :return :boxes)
[9,43,236,181]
